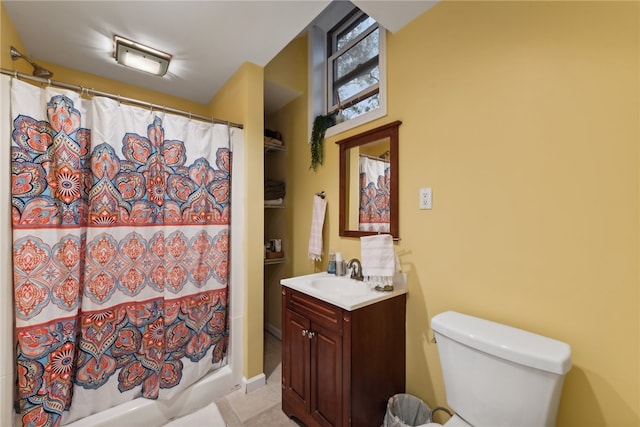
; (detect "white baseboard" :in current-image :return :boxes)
[242,373,266,394]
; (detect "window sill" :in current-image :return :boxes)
[324,106,387,139]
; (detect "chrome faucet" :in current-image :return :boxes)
[347,258,364,281]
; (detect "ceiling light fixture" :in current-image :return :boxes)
[113,35,171,76]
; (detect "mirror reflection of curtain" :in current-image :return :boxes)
[358,155,390,232]
[9,77,232,426]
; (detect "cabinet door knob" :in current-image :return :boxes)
[307,331,315,339]
[302,329,308,337]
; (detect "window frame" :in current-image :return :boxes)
[308,5,387,138]
[326,10,380,115]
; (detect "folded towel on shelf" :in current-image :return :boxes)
[265,179,285,200]
[264,136,283,146]
[360,234,399,288]
[308,194,327,261]
[264,198,284,206]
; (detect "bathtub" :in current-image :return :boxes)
[64,361,240,427]
[56,304,245,427]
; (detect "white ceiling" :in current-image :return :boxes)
[4,1,437,106]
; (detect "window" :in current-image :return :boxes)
[308,3,386,136]
[327,10,380,121]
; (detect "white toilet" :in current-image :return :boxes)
[429,311,572,427]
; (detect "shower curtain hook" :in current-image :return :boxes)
[14,70,17,79]
[47,79,51,87]
[117,95,121,106]
[228,123,232,149]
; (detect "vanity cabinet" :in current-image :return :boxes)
[282,287,406,427]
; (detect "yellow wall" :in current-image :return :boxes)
[280,1,639,426]
[264,34,308,334]
[209,62,265,379]
[264,34,307,94]
[1,2,29,74]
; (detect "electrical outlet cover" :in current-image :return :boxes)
[420,187,432,209]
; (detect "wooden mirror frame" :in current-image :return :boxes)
[336,120,402,238]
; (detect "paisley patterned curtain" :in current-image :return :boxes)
[11,78,232,426]
[359,155,390,232]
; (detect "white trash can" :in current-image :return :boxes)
[383,394,431,427]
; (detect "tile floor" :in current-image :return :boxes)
[215,332,302,426]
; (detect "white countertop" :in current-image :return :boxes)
[281,272,407,311]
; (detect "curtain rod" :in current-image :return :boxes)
[1,68,243,129]
[359,153,390,163]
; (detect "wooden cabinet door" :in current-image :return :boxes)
[310,322,343,427]
[283,308,311,411]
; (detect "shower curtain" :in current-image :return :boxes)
[10,78,232,426]
[359,155,390,232]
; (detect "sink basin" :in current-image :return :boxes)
[281,272,407,311]
[310,277,372,297]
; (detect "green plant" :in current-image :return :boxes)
[310,114,333,171]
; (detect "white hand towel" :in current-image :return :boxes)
[308,195,327,261]
[360,234,398,286]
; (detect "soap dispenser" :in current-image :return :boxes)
[327,251,336,274]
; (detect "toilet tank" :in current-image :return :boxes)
[431,311,571,427]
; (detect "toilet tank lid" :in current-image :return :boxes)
[431,311,572,375]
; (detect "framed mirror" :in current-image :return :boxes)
[336,121,401,238]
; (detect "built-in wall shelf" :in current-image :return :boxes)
[263,116,288,339]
